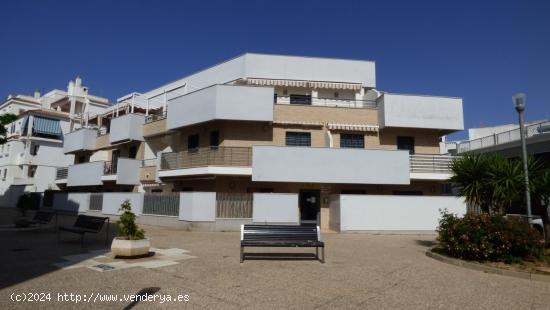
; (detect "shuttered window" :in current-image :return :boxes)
[285,132,311,147]
[340,134,364,148]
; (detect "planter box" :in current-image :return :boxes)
[111,238,151,257]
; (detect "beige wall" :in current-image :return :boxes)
[143,119,167,137]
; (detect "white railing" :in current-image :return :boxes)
[275,95,377,108]
[410,154,456,174]
[457,120,550,153]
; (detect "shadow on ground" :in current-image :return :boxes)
[0,209,117,289]
[415,239,437,247]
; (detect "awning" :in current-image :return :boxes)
[32,116,62,137]
[246,78,362,90]
[327,123,379,132]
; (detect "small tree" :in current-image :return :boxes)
[0,113,17,145]
[116,200,145,240]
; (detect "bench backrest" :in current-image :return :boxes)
[33,210,55,222]
[241,225,320,242]
[74,215,108,232]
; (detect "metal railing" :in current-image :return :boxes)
[409,154,456,174]
[56,167,68,180]
[457,120,550,153]
[216,192,253,219]
[103,161,117,175]
[275,95,377,108]
[161,147,252,170]
[145,111,167,124]
[142,193,180,216]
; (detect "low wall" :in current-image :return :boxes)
[102,193,144,215]
[332,194,467,232]
[179,192,216,222]
[252,193,299,225]
[53,193,91,213]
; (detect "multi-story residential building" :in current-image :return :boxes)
[56,54,464,231]
[0,77,111,207]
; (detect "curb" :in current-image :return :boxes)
[426,249,550,283]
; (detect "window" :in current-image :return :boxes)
[289,94,312,105]
[151,189,163,193]
[30,144,40,156]
[340,134,364,148]
[28,165,37,178]
[210,131,219,148]
[78,155,86,164]
[129,146,137,159]
[188,134,199,150]
[285,132,311,147]
[397,136,415,154]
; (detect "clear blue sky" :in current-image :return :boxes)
[1,0,549,139]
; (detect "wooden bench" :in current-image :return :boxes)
[240,224,325,263]
[58,215,110,246]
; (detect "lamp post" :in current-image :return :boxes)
[512,93,532,218]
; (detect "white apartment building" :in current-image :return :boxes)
[55,54,466,232]
[0,77,111,207]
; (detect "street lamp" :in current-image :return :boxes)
[512,93,532,218]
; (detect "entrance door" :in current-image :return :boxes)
[299,190,320,225]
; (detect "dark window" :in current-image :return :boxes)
[151,189,163,193]
[285,132,311,147]
[289,94,312,105]
[341,189,367,194]
[28,165,37,178]
[78,155,86,163]
[188,134,199,150]
[273,93,278,103]
[397,136,415,154]
[30,144,40,156]
[340,134,364,148]
[129,146,137,159]
[392,191,423,196]
[210,131,219,148]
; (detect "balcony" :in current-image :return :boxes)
[109,113,145,144]
[409,154,456,180]
[457,120,550,154]
[274,95,376,109]
[143,112,167,137]
[63,128,97,154]
[95,133,110,149]
[67,158,141,187]
[166,85,273,130]
[158,147,252,178]
[377,93,463,132]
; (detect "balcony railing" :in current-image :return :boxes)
[145,111,167,124]
[56,167,68,180]
[457,120,550,153]
[274,95,377,108]
[161,147,252,170]
[410,154,456,174]
[103,161,117,175]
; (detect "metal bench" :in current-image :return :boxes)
[240,224,325,263]
[58,215,110,246]
[28,210,57,228]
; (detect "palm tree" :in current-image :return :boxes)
[487,156,522,213]
[450,154,494,213]
[0,113,17,144]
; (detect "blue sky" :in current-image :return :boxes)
[1,0,549,139]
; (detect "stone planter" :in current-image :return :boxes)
[111,237,151,258]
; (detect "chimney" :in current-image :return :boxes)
[34,90,41,99]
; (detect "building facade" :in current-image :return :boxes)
[56,54,465,231]
[0,77,111,207]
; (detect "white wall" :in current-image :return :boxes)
[102,192,144,215]
[53,192,91,212]
[378,93,464,131]
[167,85,274,130]
[67,161,103,187]
[109,114,145,143]
[252,193,299,224]
[332,194,466,232]
[179,192,216,222]
[252,146,410,185]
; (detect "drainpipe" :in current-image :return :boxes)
[325,125,334,148]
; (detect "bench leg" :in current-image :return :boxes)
[321,247,325,263]
[316,247,319,260]
[240,245,244,263]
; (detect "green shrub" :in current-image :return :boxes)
[437,211,544,262]
[116,200,145,240]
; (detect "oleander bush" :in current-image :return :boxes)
[437,211,544,262]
